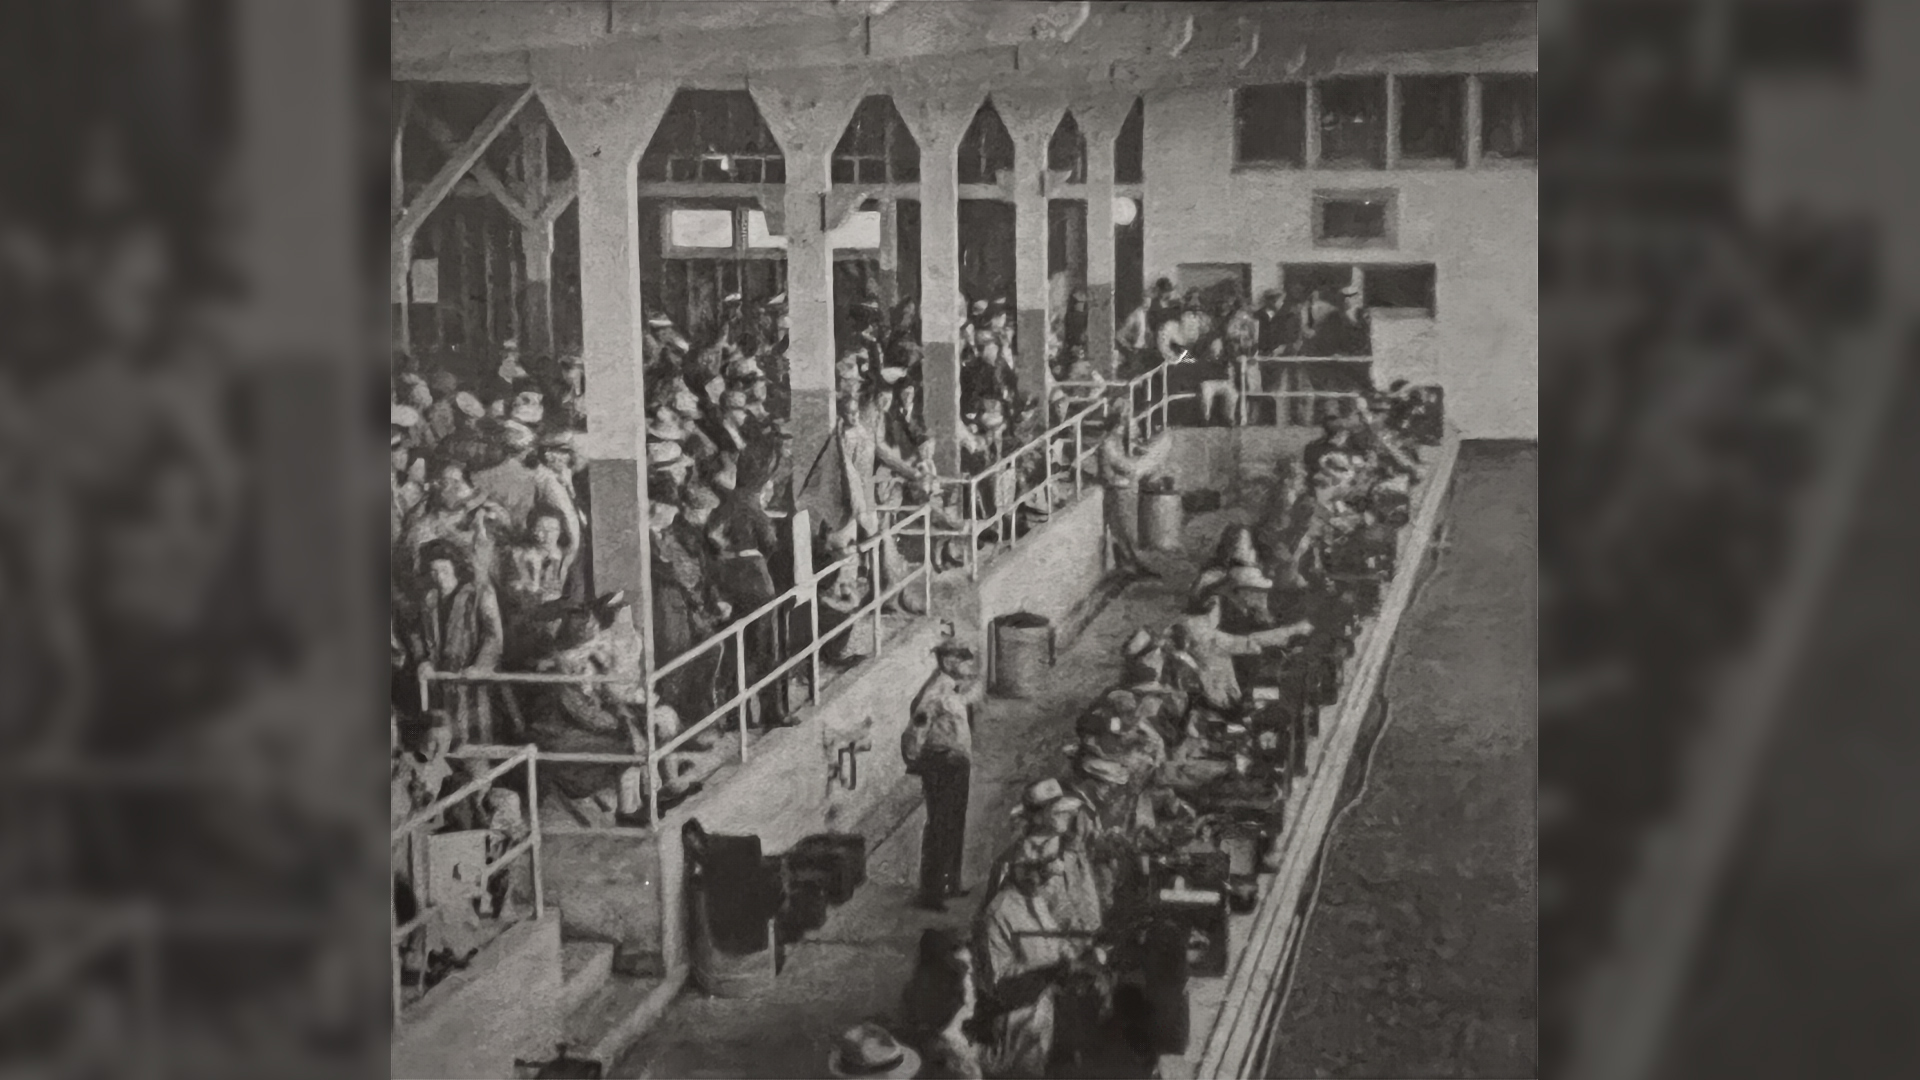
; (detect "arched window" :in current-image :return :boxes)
[832,95,920,184]
[957,99,1014,185]
[1048,111,1087,182]
[639,90,785,183]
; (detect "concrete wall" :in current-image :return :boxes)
[1140,85,1538,441]
[392,913,563,1079]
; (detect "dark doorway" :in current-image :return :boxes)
[959,199,1015,309]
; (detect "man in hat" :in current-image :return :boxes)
[980,778,1101,931]
[973,833,1083,1078]
[644,311,685,372]
[718,291,746,346]
[401,460,509,583]
[902,631,984,911]
[1254,288,1294,357]
[1167,593,1311,719]
[391,406,428,537]
[468,419,542,533]
[531,431,583,560]
[1121,628,1190,746]
[1094,397,1157,579]
[423,369,463,444]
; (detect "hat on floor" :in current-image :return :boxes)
[827,1023,920,1080]
[1014,777,1084,818]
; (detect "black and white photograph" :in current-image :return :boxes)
[386,4,1534,1077]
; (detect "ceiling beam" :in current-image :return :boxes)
[394,2,1535,93]
[417,109,539,229]
[392,85,534,248]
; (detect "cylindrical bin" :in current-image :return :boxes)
[1139,486,1185,551]
[990,612,1056,699]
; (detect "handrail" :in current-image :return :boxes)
[421,502,936,827]
[929,359,1175,576]
[388,743,542,1022]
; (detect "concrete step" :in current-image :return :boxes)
[563,970,673,1069]
[558,940,615,1016]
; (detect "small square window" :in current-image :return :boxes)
[1318,77,1388,169]
[1481,75,1538,162]
[669,208,735,249]
[1362,264,1436,314]
[829,209,882,251]
[1314,190,1396,248]
[1398,75,1466,166]
[1236,84,1307,167]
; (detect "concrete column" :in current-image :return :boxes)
[537,79,675,678]
[1464,76,1483,169]
[1384,75,1402,169]
[998,92,1070,406]
[750,75,866,522]
[1076,97,1136,379]
[893,90,979,476]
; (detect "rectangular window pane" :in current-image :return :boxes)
[1235,84,1306,166]
[1315,190,1395,246]
[829,209,882,250]
[670,208,735,249]
[1399,75,1465,164]
[1362,264,1436,312]
[745,210,787,249]
[1481,75,1538,161]
[1319,77,1387,168]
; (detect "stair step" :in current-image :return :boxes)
[558,941,616,1015]
[564,971,669,1068]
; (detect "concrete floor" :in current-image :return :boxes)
[614,508,1239,1079]
[1266,444,1539,1079]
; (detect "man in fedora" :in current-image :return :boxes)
[1120,628,1190,745]
[902,630,984,912]
[1094,395,1158,579]
[979,778,1102,934]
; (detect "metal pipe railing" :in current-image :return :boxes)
[388,743,541,1021]
[422,504,936,830]
[932,359,1176,579]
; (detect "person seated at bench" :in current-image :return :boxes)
[1119,629,1191,748]
[979,778,1103,937]
[973,835,1100,1079]
[1164,593,1312,723]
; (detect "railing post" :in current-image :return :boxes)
[870,540,884,651]
[736,627,750,763]
[645,676,660,827]
[1073,418,1083,498]
[809,584,822,705]
[416,666,428,715]
[968,482,980,581]
[526,751,544,919]
[922,507,934,614]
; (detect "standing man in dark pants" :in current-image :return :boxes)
[1096,397,1160,579]
[902,631,984,911]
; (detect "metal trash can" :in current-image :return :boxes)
[990,611,1056,699]
[1139,483,1185,552]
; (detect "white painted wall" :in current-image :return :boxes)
[1140,85,1539,441]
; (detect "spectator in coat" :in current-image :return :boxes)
[409,540,505,744]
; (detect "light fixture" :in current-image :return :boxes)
[1112,195,1138,227]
